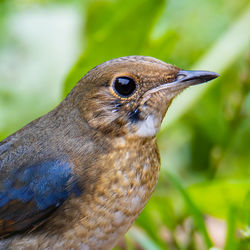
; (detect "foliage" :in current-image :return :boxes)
[0,0,249,249]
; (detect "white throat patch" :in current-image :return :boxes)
[135,115,159,137]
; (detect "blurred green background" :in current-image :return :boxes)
[0,0,249,249]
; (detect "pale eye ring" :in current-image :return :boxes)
[112,76,136,97]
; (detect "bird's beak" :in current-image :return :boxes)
[145,70,220,96]
[174,70,220,86]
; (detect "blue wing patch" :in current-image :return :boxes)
[0,160,82,210]
[0,160,82,235]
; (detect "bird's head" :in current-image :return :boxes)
[72,56,218,137]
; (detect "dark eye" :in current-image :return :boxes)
[113,76,136,97]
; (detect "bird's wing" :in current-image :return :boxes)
[0,155,82,236]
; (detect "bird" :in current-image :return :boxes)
[0,56,219,249]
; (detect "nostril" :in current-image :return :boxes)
[175,73,186,81]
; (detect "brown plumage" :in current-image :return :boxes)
[0,56,219,249]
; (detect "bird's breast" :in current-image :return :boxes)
[71,136,161,249]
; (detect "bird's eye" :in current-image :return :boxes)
[113,77,136,97]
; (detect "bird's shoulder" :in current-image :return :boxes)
[0,132,82,237]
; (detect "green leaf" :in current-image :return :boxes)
[224,206,238,250]
[187,181,250,219]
